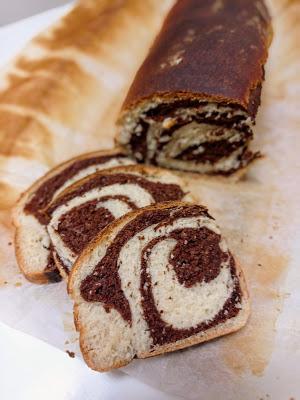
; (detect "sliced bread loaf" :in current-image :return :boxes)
[68,201,250,372]
[46,165,192,279]
[13,149,135,284]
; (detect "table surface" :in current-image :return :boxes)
[0,6,180,400]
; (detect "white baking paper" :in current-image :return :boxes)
[0,2,299,399]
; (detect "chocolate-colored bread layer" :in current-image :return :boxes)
[117,0,272,174]
[14,150,136,284]
[69,202,250,372]
[46,165,191,279]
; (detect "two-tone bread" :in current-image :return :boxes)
[13,150,135,284]
[46,165,192,279]
[117,0,272,175]
[68,202,250,371]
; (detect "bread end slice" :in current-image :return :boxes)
[13,149,136,284]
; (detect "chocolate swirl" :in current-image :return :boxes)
[48,171,186,275]
[46,172,185,220]
[80,204,242,346]
[21,152,134,281]
[25,153,130,222]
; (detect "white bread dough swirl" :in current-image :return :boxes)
[69,202,250,372]
[46,165,192,279]
[13,149,135,284]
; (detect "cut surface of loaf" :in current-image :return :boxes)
[68,202,250,372]
[117,0,272,175]
[13,149,136,284]
[46,165,192,280]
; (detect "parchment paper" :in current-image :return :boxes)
[0,1,299,399]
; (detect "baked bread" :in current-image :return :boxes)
[46,165,192,279]
[68,201,250,372]
[13,149,135,284]
[117,0,272,175]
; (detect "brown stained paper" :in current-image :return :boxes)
[0,1,299,399]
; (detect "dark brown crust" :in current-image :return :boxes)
[122,0,272,116]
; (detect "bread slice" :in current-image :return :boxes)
[46,165,193,280]
[13,149,136,284]
[68,201,250,372]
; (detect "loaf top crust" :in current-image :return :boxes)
[122,0,272,116]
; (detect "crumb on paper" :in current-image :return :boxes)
[14,282,22,287]
[8,242,12,246]
[66,350,75,358]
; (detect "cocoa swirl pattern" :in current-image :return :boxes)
[128,104,255,172]
[57,196,138,254]
[47,172,186,274]
[25,153,132,222]
[20,152,135,281]
[80,204,242,346]
[46,172,185,219]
